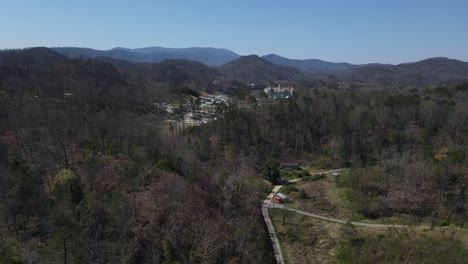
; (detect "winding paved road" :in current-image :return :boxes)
[267,204,399,228]
[261,169,349,264]
[269,168,407,228]
[262,168,406,264]
[267,168,404,228]
[262,185,285,264]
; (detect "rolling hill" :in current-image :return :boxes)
[219,55,309,82]
[262,54,357,74]
[0,48,128,98]
[96,56,223,89]
[342,57,468,87]
[0,47,70,66]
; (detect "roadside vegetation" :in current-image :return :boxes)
[336,226,468,264]
[280,168,310,181]
[271,165,468,263]
[270,209,341,264]
[270,207,468,264]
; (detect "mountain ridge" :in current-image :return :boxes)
[52,46,240,66]
[4,47,468,87]
[219,55,309,82]
[341,57,468,87]
[262,53,358,75]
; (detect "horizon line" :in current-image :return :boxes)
[0,45,466,65]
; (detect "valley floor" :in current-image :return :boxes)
[267,169,468,263]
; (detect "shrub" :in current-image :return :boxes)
[263,160,280,184]
[314,155,334,169]
[282,185,298,194]
[54,169,82,205]
[298,189,308,199]
[304,173,325,182]
[156,159,175,172]
[9,255,22,263]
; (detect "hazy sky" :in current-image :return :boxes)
[1,0,467,64]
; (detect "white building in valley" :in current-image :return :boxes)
[264,85,295,99]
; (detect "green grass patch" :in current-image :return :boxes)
[302,173,325,182]
[270,208,343,263]
[281,184,299,195]
[280,169,308,180]
[336,227,468,264]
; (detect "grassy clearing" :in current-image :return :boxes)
[270,168,468,263]
[325,181,355,219]
[270,208,468,264]
[302,167,333,174]
[270,208,341,264]
[282,174,351,220]
[336,226,468,264]
[280,168,310,181]
[283,171,432,226]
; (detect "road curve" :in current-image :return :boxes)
[261,168,385,264]
[268,204,400,228]
[269,168,404,228]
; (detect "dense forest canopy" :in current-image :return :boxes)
[0,48,467,263]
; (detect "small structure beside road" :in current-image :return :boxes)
[280,162,299,170]
[332,171,341,183]
[274,192,289,203]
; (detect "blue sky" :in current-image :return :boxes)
[1,0,467,64]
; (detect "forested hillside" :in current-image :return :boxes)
[0,48,274,263]
[262,54,357,74]
[219,55,309,82]
[340,57,468,87]
[1,48,468,263]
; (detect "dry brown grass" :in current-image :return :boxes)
[270,209,342,264]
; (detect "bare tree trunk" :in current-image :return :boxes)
[63,239,68,264]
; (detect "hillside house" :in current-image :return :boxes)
[332,172,341,183]
[280,162,299,170]
[274,192,289,203]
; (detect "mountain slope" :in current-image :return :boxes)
[0,47,69,66]
[0,48,128,98]
[263,54,357,74]
[219,55,308,82]
[343,58,468,87]
[53,46,240,66]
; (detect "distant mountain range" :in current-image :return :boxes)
[52,46,359,74]
[2,47,468,87]
[52,46,240,66]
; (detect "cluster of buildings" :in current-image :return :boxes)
[155,94,231,126]
[154,102,175,113]
[199,94,230,110]
[156,85,295,127]
[182,94,231,125]
[182,111,212,125]
[263,85,295,99]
